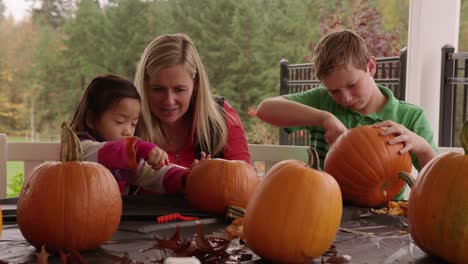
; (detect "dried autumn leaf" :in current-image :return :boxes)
[35,245,51,264]
[156,226,185,249]
[143,225,190,252]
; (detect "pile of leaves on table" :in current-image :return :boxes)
[144,223,258,263]
[30,218,355,263]
[31,222,258,264]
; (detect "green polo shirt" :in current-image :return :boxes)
[285,85,438,200]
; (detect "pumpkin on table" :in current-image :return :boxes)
[17,122,122,253]
[400,120,468,264]
[185,159,259,215]
[243,148,342,263]
[324,125,412,207]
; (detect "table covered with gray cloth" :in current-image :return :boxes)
[0,196,445,264]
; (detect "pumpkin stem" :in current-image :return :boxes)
[398,172,415,189]
[60,122,82,162]
[226,205,245,219]
[460,119,468,154]
[307,147,321,170]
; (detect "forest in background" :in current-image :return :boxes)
[0,0,414,144]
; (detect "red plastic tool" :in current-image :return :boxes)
[157,213,199,223]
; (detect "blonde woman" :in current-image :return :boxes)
[134,33,251,167]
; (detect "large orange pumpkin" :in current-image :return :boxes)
[324,125,412,207]
[400,121,468,264]
[185,159,259,214]
[17,123,122,253]
[243,149,342,263]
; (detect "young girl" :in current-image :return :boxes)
[70,74,190,195]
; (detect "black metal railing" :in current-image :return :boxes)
[279,47,408,145]
[439,44,468,147]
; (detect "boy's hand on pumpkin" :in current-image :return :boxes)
[147,147,169,170]
[375,120,436,169]
[374,120,427,154]
[322,114,347,144]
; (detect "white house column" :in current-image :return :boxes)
[406,0,460,144]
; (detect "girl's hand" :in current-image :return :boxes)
[147,147,169,170]
[322,114,348,145]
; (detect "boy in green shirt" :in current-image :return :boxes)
[256,30,437,199]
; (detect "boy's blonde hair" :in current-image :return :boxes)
[313,30,370,80]
[134,33,227,155]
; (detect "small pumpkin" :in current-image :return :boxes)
[185,159,259,214]
[243,148,342,263]
[17,122,122,253]
[324,125,412,207]
[400,120,468,264]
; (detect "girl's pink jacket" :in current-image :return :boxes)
[79,136,188,194]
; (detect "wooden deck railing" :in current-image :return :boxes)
[439,44,468,147]
[1,132,464,199]
[0,133,310,198]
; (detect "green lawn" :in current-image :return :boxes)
[7,162,23,177]
[6,137,26,197]
[6,136,60,197]
[7,161,24,197]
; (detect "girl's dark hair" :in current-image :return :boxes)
[70,74,141,140]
